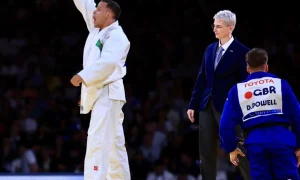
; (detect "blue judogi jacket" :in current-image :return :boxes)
[219,71,300,153]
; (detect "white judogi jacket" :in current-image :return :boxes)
[74,0,130,114]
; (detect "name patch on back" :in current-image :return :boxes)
[237,77,283,121]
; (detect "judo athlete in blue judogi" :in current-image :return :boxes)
[219,48,300,179]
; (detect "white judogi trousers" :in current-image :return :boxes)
[84,85,130,180]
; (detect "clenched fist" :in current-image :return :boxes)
[70,74,84,87]
[296,149,300,167]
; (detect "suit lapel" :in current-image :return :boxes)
[207,43,218,75]
[215,40,238,71]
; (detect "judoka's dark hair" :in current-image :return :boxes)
[101,0,121,20]
[246,48,268,68]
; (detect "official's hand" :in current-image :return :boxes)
[230,148,245,166]
[70,74,84,87]
[295,149,300,167]
[187,109,195,123]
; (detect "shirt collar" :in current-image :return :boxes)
[219,36,234,51]
[100,20,119,32]
[246,71,278,81]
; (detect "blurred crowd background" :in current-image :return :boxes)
[1,0,299,179]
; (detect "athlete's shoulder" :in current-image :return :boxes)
[108,26,130,45]
[228,84,238,98]
[280,78,293,92]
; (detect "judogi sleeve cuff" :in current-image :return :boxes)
[78,70,91,87]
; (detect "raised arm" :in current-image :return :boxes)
[73,0,96,31]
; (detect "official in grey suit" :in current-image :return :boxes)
[187,10,251,180]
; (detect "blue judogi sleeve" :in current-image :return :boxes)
[219,86,243,153]
[283,80,300,148]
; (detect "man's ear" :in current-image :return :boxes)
[106,11,111,19]
[246,66,250,74]
[229,26,234,32]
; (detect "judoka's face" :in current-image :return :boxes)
[212,19,233,40]
[93,1,111,28]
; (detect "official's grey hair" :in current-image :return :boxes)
[213,10,236,27]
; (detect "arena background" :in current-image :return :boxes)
[0,0,299,179]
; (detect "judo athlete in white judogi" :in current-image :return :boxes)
[70,0,131,179]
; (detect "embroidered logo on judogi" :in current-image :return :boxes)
[96,39,103,51]
[94,166,98,171]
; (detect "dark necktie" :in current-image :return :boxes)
[214,46,224,69]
